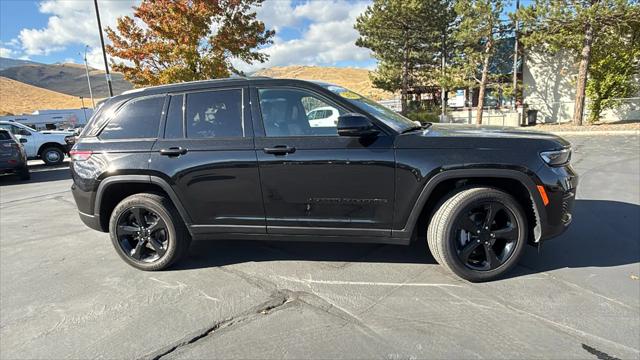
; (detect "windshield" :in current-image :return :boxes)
[321,84,417,132]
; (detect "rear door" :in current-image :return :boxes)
[251,85,396,237]
[148,87,265,234]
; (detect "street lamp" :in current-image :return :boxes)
[80,45,95,108]
[94,0,114,97]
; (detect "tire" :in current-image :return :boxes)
[41,147,64,166]
[17,166,30,180]
[427,187,527,282]
[109,193,191,271]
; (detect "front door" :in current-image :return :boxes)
[251,86,395,237]
[148,87,265,235]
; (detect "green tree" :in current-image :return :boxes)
[586,12,640,122]
[452,0,510,124]
[355,0,453,115]
[106,0,274,86]
[519,0,639,125]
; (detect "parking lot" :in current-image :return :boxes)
[1,134,638,359]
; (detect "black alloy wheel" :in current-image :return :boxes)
[116,206,169,263]
[453,202,519,271]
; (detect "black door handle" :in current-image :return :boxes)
[159,147,188,157]
[263,145,296,155]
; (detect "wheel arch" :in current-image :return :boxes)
[37,142,67,156]
[395,169,544,244]
[94,175,192,233]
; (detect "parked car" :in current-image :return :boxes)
[307,106,340,127]
[0,121,70,165]
[69,78,578,282]
[0,129,30,180]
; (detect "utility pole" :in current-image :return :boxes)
[94,0,113,97]
[512,0,520,110]
[81,45,95,108]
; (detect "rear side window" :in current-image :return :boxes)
[164,94,184,139]
[99,96,165,140]
[0,130,11,140]
[186,89,243,138]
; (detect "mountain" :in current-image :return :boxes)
[0,76,92,115]
[253,66,394,100]
[0,57,40,71]
[0,62,132,98]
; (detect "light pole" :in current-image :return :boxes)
[94,0,113,97]
[80,45,95,108]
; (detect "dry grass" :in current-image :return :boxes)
[0,76,88,115]
[254,66,394,100]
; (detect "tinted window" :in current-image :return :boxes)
[258,88,343,137]
[186,89,243,138]
[99,96,164,140]
[164,94,184,139]
[0,124,22,135]
[0,130,11,140]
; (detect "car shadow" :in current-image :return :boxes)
[174,199,640,276]
[0,163,71,185]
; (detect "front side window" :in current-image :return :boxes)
[0,124,24,135]
[99,96,164,140]
[258,88,344,137]
[185,89,243,138]
[321,84,417,132]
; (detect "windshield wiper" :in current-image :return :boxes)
[401,122,432,134]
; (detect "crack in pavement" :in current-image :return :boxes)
[142,290,294,360]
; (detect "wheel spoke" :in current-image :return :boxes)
[494,226,518,240]
[148,237,166,257]
[484,245,500,269]
[131,208,147,228]
[459,240,481,263]
[147,218,166,233]
[131,240,145,260]
[483,203,500,228]
[118,225,139,236]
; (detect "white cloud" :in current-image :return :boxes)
[18,0,137,67]
[0,47,16,58]
[236,0,373,72]
[13,0,374,71]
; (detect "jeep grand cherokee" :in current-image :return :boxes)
[70,78,578,282]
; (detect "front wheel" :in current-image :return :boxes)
[109,193,191,271]
[427,187,527,282]
[41,147,64,166]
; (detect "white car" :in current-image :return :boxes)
[307,106,340,127]
[0,121,70,165]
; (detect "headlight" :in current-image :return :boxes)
[540,148,571,166]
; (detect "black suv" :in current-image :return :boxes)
[70,78,578,282]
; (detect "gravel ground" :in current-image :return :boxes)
[529,121,640,132]
[1,134,638,359]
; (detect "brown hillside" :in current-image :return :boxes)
[254,66,394,100]
[0,76,87,115]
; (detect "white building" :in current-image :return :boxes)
[0,108,93,130]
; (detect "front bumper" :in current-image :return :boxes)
[78,210,102,232]
[538,164,579,241]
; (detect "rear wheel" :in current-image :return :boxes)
[17,166,30,180]
[109,193,191,271]
[427,187,527,282]
[41,147,64,166]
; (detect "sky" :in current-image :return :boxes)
[0,0,377,72]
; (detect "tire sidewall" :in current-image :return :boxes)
[443,190,527,282]
[42,147,64,165]
[109,195,179,271]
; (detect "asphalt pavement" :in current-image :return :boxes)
[1,135,638,359]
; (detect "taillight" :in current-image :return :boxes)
[69,150,93,161]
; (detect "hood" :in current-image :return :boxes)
[396,123,570,150]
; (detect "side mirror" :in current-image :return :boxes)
[337,113,379,137]
[19,138,27,143]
